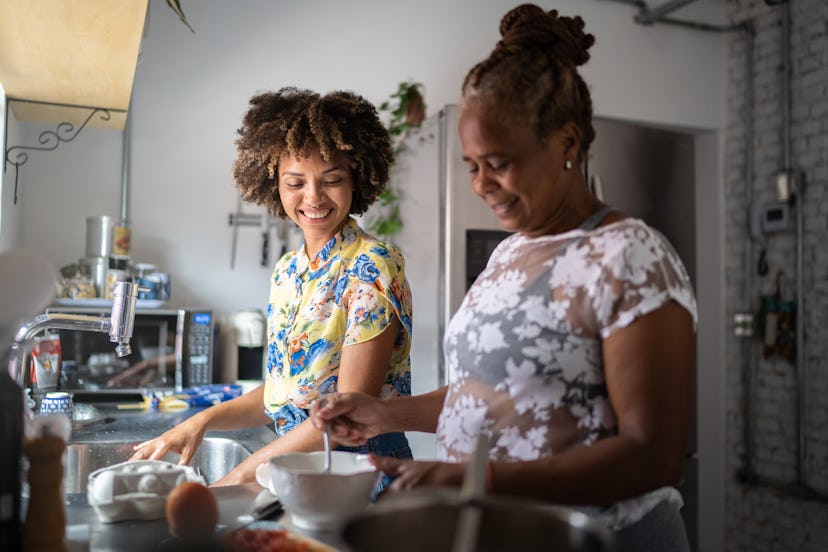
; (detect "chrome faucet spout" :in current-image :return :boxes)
[108,281,142,358]
[7,281,143,391]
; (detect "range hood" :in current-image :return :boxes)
[0,0,148,131]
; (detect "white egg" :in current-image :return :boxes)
[137,474,165,494]
[136,464,157,474]
[90,470,116,504]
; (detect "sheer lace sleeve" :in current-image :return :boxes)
[591,222,697,339]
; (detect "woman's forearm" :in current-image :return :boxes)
[384,387,447,434]
[492,433,684,506]
[193,384,271,432]
[213,417,324,485]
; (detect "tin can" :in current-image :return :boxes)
[79,256,109,298]
[86,216,131,258]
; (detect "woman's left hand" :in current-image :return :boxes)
[370,456,465,492]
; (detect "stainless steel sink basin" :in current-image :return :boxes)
[65,437,252,494]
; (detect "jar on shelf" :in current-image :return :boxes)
[104,256,131,300]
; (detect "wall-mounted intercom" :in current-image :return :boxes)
[750,201,791,244]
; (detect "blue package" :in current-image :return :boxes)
[180,384,242,406]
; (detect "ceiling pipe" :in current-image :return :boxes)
[601,0,745,32]
[635,0,699,25]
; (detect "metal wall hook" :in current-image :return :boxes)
[3,100,119,204]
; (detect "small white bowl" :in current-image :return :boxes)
[268,451,380,531]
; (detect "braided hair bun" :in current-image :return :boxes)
[462,4,597,157]
[499,5,594,68]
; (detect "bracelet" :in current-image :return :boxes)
[486,460,494,493]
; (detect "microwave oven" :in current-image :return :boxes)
[44,306,216,394]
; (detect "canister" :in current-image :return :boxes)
[86,216,116,258]
[86,216,131,258]
[79,256,108,298]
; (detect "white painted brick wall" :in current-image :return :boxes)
[725,0,828,550]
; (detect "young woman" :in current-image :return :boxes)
[132,88,413,488]
[312,5,696,550]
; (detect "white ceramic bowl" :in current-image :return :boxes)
[268,451,380,530]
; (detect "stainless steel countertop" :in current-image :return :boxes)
[65,485,347,551]
[68,404,276,454]
[54,405,347,551]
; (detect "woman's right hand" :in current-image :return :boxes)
[310,392,385,446]
[129,416,207,466]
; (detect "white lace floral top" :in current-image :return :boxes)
[436,217,697,530]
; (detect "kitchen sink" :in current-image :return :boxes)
[64,437,252,494]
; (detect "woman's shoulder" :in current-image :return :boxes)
[343,227,407,279]
[584,217,676,264]
[351,227,405,262]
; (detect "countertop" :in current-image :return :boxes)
[42,404,348,551]
[64,483,346,551]
[68,404,272,452]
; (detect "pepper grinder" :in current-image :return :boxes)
[22,417,69,552]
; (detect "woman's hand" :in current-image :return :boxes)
[210,466,252,487]
[130,416,207,466]
[309,392,386,446]
[370,456,465,492]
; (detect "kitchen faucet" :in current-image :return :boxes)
[7,281,144,394]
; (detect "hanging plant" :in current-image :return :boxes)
[367,80,426,240]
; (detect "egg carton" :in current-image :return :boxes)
[87,459,206,523]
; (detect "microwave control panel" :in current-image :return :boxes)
[185,311,214,387]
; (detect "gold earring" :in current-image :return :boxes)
[565,160,573,170]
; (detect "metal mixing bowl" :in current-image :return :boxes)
[342,488,615,552]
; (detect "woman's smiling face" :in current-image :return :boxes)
[459,101,576,237]
[278,150,353,256]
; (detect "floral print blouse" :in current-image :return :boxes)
[263,218,413,414]
[436,218,697,530]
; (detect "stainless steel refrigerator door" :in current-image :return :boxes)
[394,105,502,393]
[441,105,502,328]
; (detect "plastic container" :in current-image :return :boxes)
[59,277,96,299]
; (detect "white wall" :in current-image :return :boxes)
[4,0,727,317]
[1,86,25,253]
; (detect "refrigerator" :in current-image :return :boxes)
[389,105,500,400]
[388,106,698,549]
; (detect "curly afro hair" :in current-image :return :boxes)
[233,87,394,218]
[462,4,596,159]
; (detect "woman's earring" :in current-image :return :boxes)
[565,160,573,170]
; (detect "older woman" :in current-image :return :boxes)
[132,88,413,488]
[311,5,696,550]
